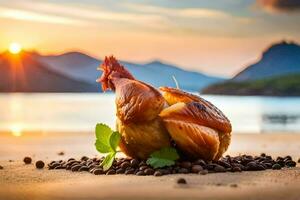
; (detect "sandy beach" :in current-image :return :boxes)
[0,132,299,200]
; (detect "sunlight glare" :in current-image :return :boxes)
[9,42,22,54]
[10,124,23,137]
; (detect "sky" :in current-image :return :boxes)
[0,0,300,77]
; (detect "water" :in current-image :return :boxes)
[0,93,300,134]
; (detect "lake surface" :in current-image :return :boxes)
[0,93,300,135]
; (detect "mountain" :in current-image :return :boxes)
[201,41,300,96]
[0,51,96,92]
[233,41,300,81]
[202,74,300,96]
[37,52,224,91]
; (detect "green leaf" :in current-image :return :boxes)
[95,123,113,153]
[146,147,179,169]
[109,131,121,152]
[100,152,116,171]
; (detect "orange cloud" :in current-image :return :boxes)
[258,0,300,12]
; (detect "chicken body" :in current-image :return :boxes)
[98,56,170,159]
[98,56,231,161]
[159,87,231,160]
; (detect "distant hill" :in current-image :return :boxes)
[233,41,300,81]
[202,74,300,96]
[202,41,300,96]
[0,51,96,92]
[37,52,224,91]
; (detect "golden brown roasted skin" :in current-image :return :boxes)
[97,56,170,159]
[159,87,232,160]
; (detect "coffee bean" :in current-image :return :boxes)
[191,165,203,173]
[67,158,75,162]
[67,160,78,166]
[241,157,253,165]
[54,166,64,169]
[260,153,266,157]
[178,168,189,174]
[180,161,192,169]
[177,178,187,184]
[264,163,273,169]
[276,160,285,167]
[130,159,139,167]
[35,160,45,169]
[125,169,135,175]
[298,158,300,163]
[285,161,296,167]
[217,160,231,168]
[266,155,272,160]
[284,156,292,161]
[139,161,147,167]
[139,166,148,171]
[160,169,172,175]
[81,156,89,161]
[89,167,95,173]
[272,164,281,170]
[246,162,259,171]
[49,162,61,169]
[154,171,162,176]
[144,168,155,175]
[88,163,96,170]
[71,162,80,168]
[206,164,218,170]
[80,161,87,166]
[23,157,32,164]
[106,169,116,175]
[194,159,206,166]
[276,156,283,161]
[230,183,238,188]
[71,165,82,171]
[121,161,130,170]
[116,168,125,174]
[93,168,103,175]
[232,166,242,172]
[199,170,208,175]
[0,165,3,170]
[214,165,226,172]
[45,154,294,175]
[79,166,89,171]
[68,165,77,170]
[136,171,145,176]
[232,163,244,170]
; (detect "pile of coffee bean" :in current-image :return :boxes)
[47,153,297,176]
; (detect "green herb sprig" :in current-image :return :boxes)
[146,147,179,168]
[94,123,180,170]
[94,123,121,171]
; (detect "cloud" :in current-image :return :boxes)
[124,3,232,19]
[123,3,253,25]
[0,1,166,28]
[257,0,300,12]
[0,6,85,25]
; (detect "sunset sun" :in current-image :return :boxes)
[9,42,22,54]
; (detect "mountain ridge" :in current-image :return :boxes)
[202,40,300,96]
[233,40,300,81]
[36,52,224,91]
[0,51,97,92]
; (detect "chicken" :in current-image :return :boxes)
[159,87,232,160]
[97,56,171,159]
[97,56,232,161]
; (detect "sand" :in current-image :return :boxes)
[0,132,300,200]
